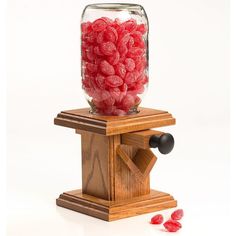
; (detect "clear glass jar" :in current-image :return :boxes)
[81,3,149,115]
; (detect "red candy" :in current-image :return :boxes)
[150,214,164,225]
[109,87,122,102]
[81,17,148,115]
[125,71,139,85]
[115,63,126,78]
[95,74,105,89]
[100,60,115,75]
[105,26,118,43]
[121,94,135,111]
[136,23,147,34]
[105,75,123,87]
[92,19,107,31]
[163,220,182,232]
[171,209,184,221]
[100,41,117,56]
[96,31,104,44]
[123,19,137,32]
[108,51,120,65]
[125,58,135,72]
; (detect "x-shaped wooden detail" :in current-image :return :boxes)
[116,145,157,183]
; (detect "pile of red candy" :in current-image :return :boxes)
[81,17,148,115]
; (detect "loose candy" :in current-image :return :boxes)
[81,17,148,115]
[163,220,182,232]
[171,209,184,221]
[150,214,164,225]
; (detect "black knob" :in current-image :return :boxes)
[149,133,174,154]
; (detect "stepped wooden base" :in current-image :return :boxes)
[56,189,177,221]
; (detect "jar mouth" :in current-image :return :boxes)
[85,3,144,11]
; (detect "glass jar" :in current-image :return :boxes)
[81,3,149,115]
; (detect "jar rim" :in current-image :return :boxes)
[84,3,144,11]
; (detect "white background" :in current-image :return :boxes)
[5,0,231,235]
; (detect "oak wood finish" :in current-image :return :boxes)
[54,107,175,136]
[81,132,111,200]
[79,132,152,201]
[54,107,177,221]
[117,145,157,182]
[132,148,157,178]
[56,189,177,221]
[114,143,151,200]
[116,145,145,182]
[121,129,164,149]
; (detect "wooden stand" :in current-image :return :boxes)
[54,107,177,221]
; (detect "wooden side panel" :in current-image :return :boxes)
[114,144,150,201]
[81,132,110,200]
[80,132,151,201]
[108,134,120,201]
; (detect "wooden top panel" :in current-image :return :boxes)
[63,107,166,121]
[54,107,175,136]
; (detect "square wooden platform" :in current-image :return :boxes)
[54,107,175,136]
[56,189,177,221]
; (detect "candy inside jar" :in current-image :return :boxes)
[81,4,149,115]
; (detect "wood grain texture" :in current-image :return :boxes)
[54,107,175,135]
[132,149,157,178]
[56,189,177,221]
[79,132,155,201]
[116,145,157,182]
[114,145,150,200]
[54,107,177,221]
[121,129,163,149]
[108,134,120,201]
[81,132,110,200]
[116,145,145,182]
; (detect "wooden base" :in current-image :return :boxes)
[56,189,177,221]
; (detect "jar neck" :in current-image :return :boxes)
[84,3,144,11]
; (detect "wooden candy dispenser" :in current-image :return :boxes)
[54,4,177,221]
[54,107,177,221]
